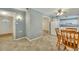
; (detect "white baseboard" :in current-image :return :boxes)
[15,35,42,41]
[15,37,26,40]
[25,37,31,41]
[25,35,42,41]
[31,36,42,41]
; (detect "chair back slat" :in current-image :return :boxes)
[55,28,61,40]
[55,28,62,48]
[61,30,79,50]
[66,28,77,31]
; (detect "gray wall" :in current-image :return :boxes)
[26,9,43,39]
[26,9,31,38]
[0,8,43,39]
[0,8,26,39]
[15,13,26,39]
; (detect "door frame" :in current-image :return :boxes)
[13,14,16,40]
[0,10,16,40]
[42,16,51,34]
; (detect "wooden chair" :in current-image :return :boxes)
[61,30,79,51]
[65,28,77,31]
[55,28,62,49]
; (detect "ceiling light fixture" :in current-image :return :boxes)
[16,15,23,21]
[57,9,64,16]
[1,11,8,15]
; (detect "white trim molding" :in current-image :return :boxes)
[25,35,42,41]
[14,35,42,41]
[15,37,26,40]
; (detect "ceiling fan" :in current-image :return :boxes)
[56,8,66,16]
[57,9,63,15]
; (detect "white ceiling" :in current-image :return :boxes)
[14,8,26,11]
[33,8,58,15]
[14,8,79,16]
[32,8,79,16]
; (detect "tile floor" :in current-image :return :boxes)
[0,33,59,51]
[0,32,75,51]
[0,33,76,51]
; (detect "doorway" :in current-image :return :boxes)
[0,15,14,41]
[42,16,51,35]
